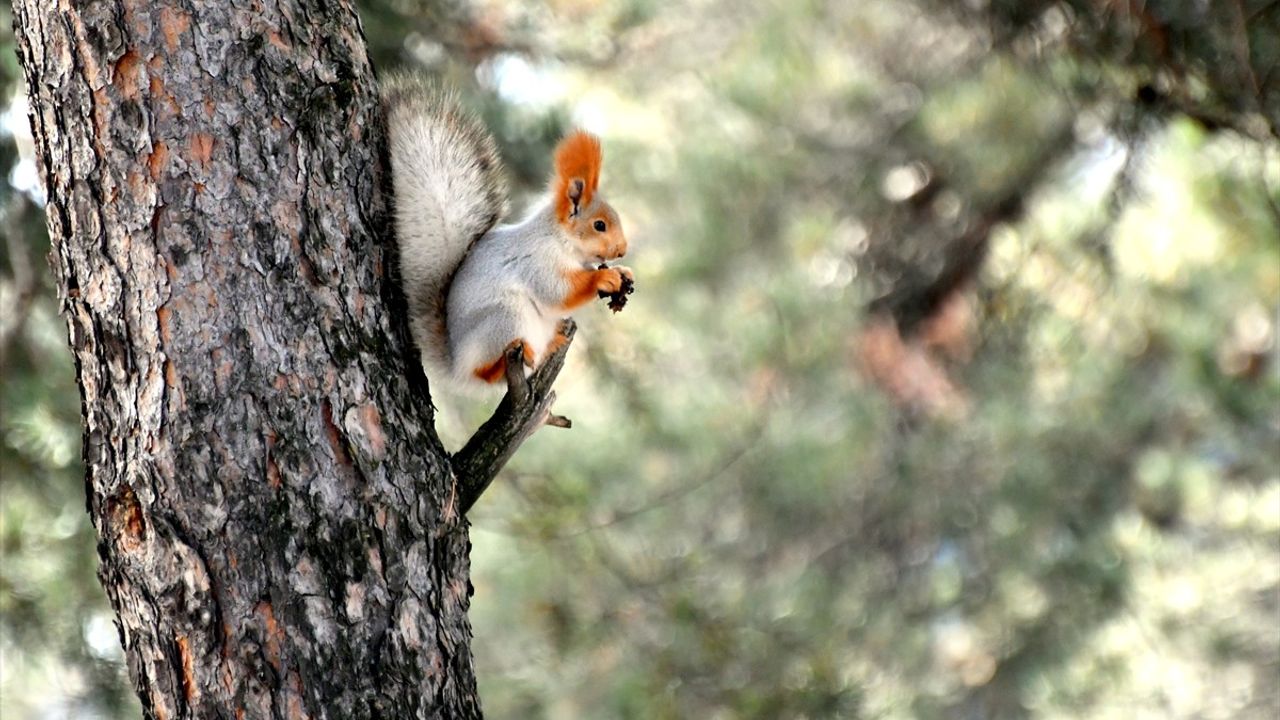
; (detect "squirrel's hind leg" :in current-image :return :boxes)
[472,339,535,384]
[543,319,575,358]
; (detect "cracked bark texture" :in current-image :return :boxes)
[13,1,482,717]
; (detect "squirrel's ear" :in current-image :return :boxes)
[553,131,601,223]
[567,178,585,217]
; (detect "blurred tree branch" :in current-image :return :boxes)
[870,120,1078,334]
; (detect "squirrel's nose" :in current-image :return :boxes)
[611,241,627,259]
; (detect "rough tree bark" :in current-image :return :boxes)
[13,1,500,717]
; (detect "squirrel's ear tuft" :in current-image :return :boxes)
[553,130,601,222]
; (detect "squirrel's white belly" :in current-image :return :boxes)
[447,283,559,384]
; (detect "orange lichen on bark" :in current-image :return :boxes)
[163,359,179,389]
[286,670,310,719]
[150,690,171,720]
[113,48,143,99]
[268,30,291,51]
[176,635,197,702]
[148,141,169,180]
[190,133,214,165]
[126,169,145,197]
[90,88,110,158]
[359,403,386,459]
[156,306,172,346]
[159,6,191,52]
[254,602,283,672]
[148,61,182,117]
[107,484,146,552]
[66,11,105,87]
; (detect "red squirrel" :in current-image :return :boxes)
[382,74,633,389]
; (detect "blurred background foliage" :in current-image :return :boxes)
[2,0,1278,718]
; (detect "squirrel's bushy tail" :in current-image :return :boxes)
[382,74,508,378]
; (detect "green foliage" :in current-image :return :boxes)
[3,0,1278,718]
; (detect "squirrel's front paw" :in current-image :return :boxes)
[596,265,635,313]
[597,266,632,294]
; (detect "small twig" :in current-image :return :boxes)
[453,319,577,514]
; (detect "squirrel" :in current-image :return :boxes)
[382,74,632,390]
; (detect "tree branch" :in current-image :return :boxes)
[453,319,576,514]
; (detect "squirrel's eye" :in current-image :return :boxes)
[593,220,607,232]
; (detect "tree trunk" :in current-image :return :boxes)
[13,1,482,717]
